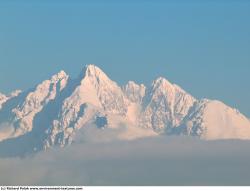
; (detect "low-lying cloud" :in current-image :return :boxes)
[0,136,250,186]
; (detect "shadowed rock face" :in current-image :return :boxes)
[95,116,108,129]
[0,64,250,157]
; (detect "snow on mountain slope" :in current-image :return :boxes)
[0,71,69,141]
[45,65,131,148]
[179,99,250,140]
[140,77,196,133]
[123,81,146,103]
[0,90,23,141]
[0,93,8,109]
[9,90,22,98]
[0,90,21,109]
[0,64,250,156]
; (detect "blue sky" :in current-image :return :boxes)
[0,0,249,117]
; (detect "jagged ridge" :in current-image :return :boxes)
[0,64,249,156]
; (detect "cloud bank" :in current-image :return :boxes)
[0,136,250,186]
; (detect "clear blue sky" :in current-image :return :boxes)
[0,0,249,117]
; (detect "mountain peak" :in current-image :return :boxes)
[150,77,177,95]
[85,64,99,71]
[152,77,173,88]
[151,77,190,95]
[79,64,111,83]
[123,81,146,103]
[85,64,104,76]
[0,93,8,109]
[51,70,68,82]
[1,64,250,156]
[127,81,145,87]
[9,90,22,97]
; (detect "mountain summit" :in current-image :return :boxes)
[0,64,250,156]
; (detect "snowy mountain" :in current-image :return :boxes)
[0,93,7,109]
[140,77,196,133]
[0,90,21,109]
[0,71,69,142]
[0,64,249,156]
[176,99,250,140]
[44,65,131,149]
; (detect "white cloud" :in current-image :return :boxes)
[0,123,15,141]
[0,136,250,186]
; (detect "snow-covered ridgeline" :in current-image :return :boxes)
[0,64,249,155]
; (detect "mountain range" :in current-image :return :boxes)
[0,64,250,157]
